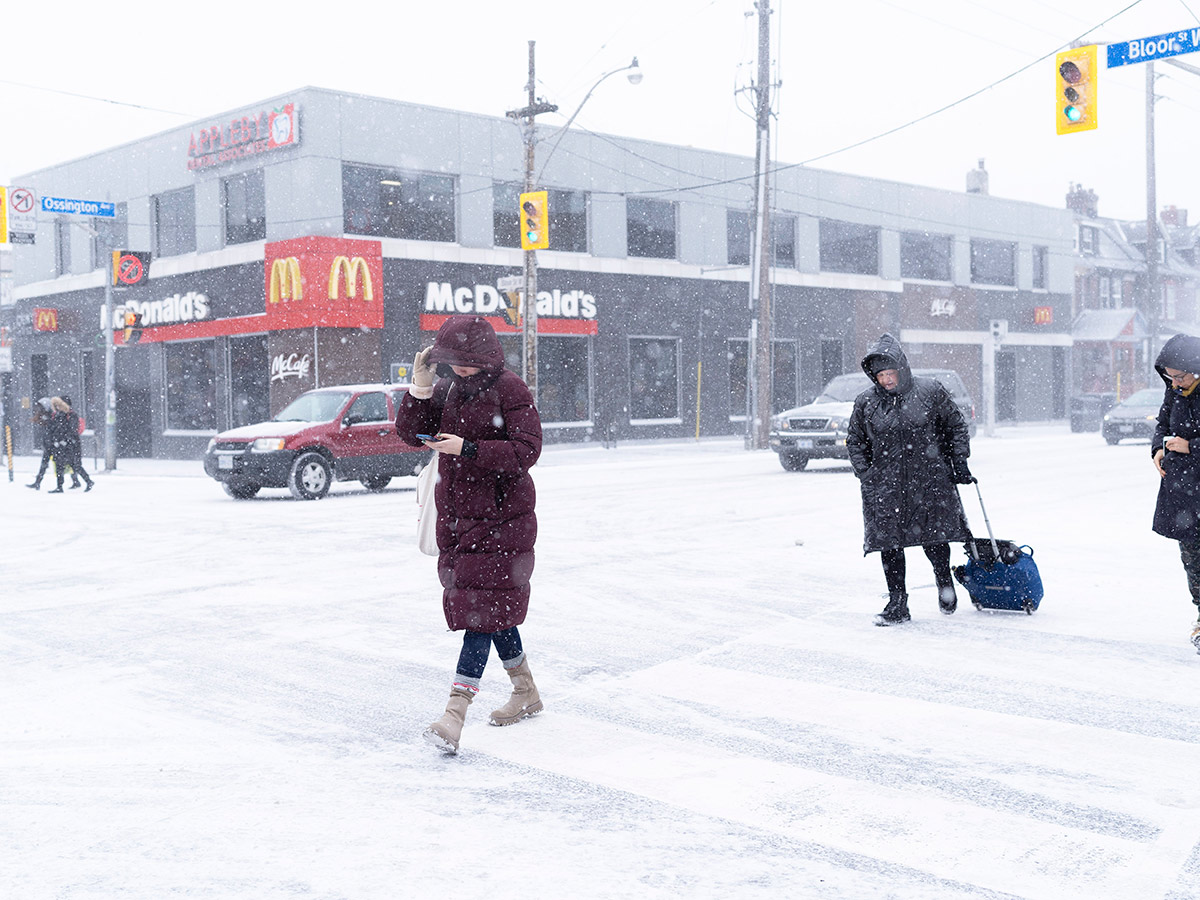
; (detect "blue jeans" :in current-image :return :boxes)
[456,627,523,679]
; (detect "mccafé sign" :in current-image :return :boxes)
[421,282,599,335]
[263,236,384,330]
[187,102,300,172]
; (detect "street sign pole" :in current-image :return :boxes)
[103,251,117,471]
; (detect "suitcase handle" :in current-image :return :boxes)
[962,481,1001,561]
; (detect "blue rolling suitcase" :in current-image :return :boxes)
[952,482,1044,614]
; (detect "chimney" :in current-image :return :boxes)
[1162,204,1188,226]
[1066,183,1099,218]
[966,158,988,195]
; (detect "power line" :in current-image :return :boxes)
[0,78,193,117]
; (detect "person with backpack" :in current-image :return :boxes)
[1150,333,1200,654]
[395,315,543,754]
[846,334,975,625]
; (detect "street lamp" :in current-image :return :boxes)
[507,47,642,401]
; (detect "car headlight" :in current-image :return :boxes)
[206,438,216,453]
[829,417,847,431]
[1103,415,1110,421]
[771,414,788,430]
[250,438,286,452]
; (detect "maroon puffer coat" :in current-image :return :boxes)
[396,316,542,633]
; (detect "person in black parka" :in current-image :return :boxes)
[847,334,975,625]
[1150,333,1200,653]
[26,398,56,490]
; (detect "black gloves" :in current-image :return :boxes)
[951,458,977,484]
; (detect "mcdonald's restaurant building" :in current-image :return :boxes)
[1,87,1077,460]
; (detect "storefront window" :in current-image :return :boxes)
[819,219,879,275]
[537,336,590,422]
[971,238,1016,286]
[154,187,196,257]
[493,184,587,252]
[223,170,266,245]
[900,231,952,281]
[495,334,590,423]
[627,198,676,259]
[773,340,797,412]
[165,340,217,431]
[342,164,456,242]
[629,337,680,421]
[728,339,748,419]
[229,334,268,428]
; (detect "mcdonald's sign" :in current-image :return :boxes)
[1033,306,1053,325]
[33,308,58,332]
[264,237,383,330]
[269,256,303,304]
[328,256,373,302]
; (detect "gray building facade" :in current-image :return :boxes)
[1,87,1076,459]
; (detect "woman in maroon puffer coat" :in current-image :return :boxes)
[396,315,543,754]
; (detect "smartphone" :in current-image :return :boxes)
[417,434,438,442]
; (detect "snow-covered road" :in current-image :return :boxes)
[4,426,1199,899]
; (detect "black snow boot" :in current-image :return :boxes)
[874,592,911,627]
[936,575,958,615]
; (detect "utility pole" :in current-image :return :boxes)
[746,0,773,449]
[1145,59,1160,376]
[506,41,557,403]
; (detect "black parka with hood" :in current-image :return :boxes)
[1151,333,1200,541]
[846,334,972,554]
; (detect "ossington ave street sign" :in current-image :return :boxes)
[1107,28,1200,68]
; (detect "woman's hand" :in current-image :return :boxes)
[424,433,465,456]
[1165,436,1191,454]
[1154,448,1167,478]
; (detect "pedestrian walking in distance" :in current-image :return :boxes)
[1150,333,1200,654]
[395,315,544,753]
[26,398,55,490]
[846,334,975,625]
[58,395,94,492]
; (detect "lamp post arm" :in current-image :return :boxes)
[535,59,640,184]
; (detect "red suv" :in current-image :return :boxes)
[203,384,430,500]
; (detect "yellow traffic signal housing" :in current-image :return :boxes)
[519,190,549,250]
[1056,45,1098,135]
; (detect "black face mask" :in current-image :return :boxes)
[436,363,454,379]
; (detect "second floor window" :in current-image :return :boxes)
[1032,245,1049,289]
[54,220,71,276]
[89,205,129,271]
[153,187,196,257]
[970,238,1016,286]
[494,184,588,252]
[900,231,952,281]
[343,164,456,242]
[820,219,879,275]
[223,169,265,245]
[728,211,797,268]
[627,197,676,259]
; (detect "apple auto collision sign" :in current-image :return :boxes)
[187,102,300,171]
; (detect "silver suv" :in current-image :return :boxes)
[769,369,976,471]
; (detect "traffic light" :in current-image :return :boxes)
[1056,45,1098,135]
[123,310,144,344]
[519,190,549,250]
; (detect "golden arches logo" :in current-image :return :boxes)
[269,257,303,304]
[329,256,373,302]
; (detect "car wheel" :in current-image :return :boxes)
[360,474,392,491]
[222,480,260,500]
[289,452,332,500]
[778,451,809,472]
[1104,434,1121,445]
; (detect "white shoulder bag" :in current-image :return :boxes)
[416,458,439,556]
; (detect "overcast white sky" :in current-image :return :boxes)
[3,0,1200,222]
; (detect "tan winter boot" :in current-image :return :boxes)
[423,688,474,753]
[489,657,543,726]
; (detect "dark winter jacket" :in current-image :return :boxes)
[1151,334,1200,541]
[395,315,542,632]
[47,399,76,453]
[846,334,972,554]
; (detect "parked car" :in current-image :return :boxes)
[768,369,977,471]
[1101,387,1163,445]
[203,384,431,499]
